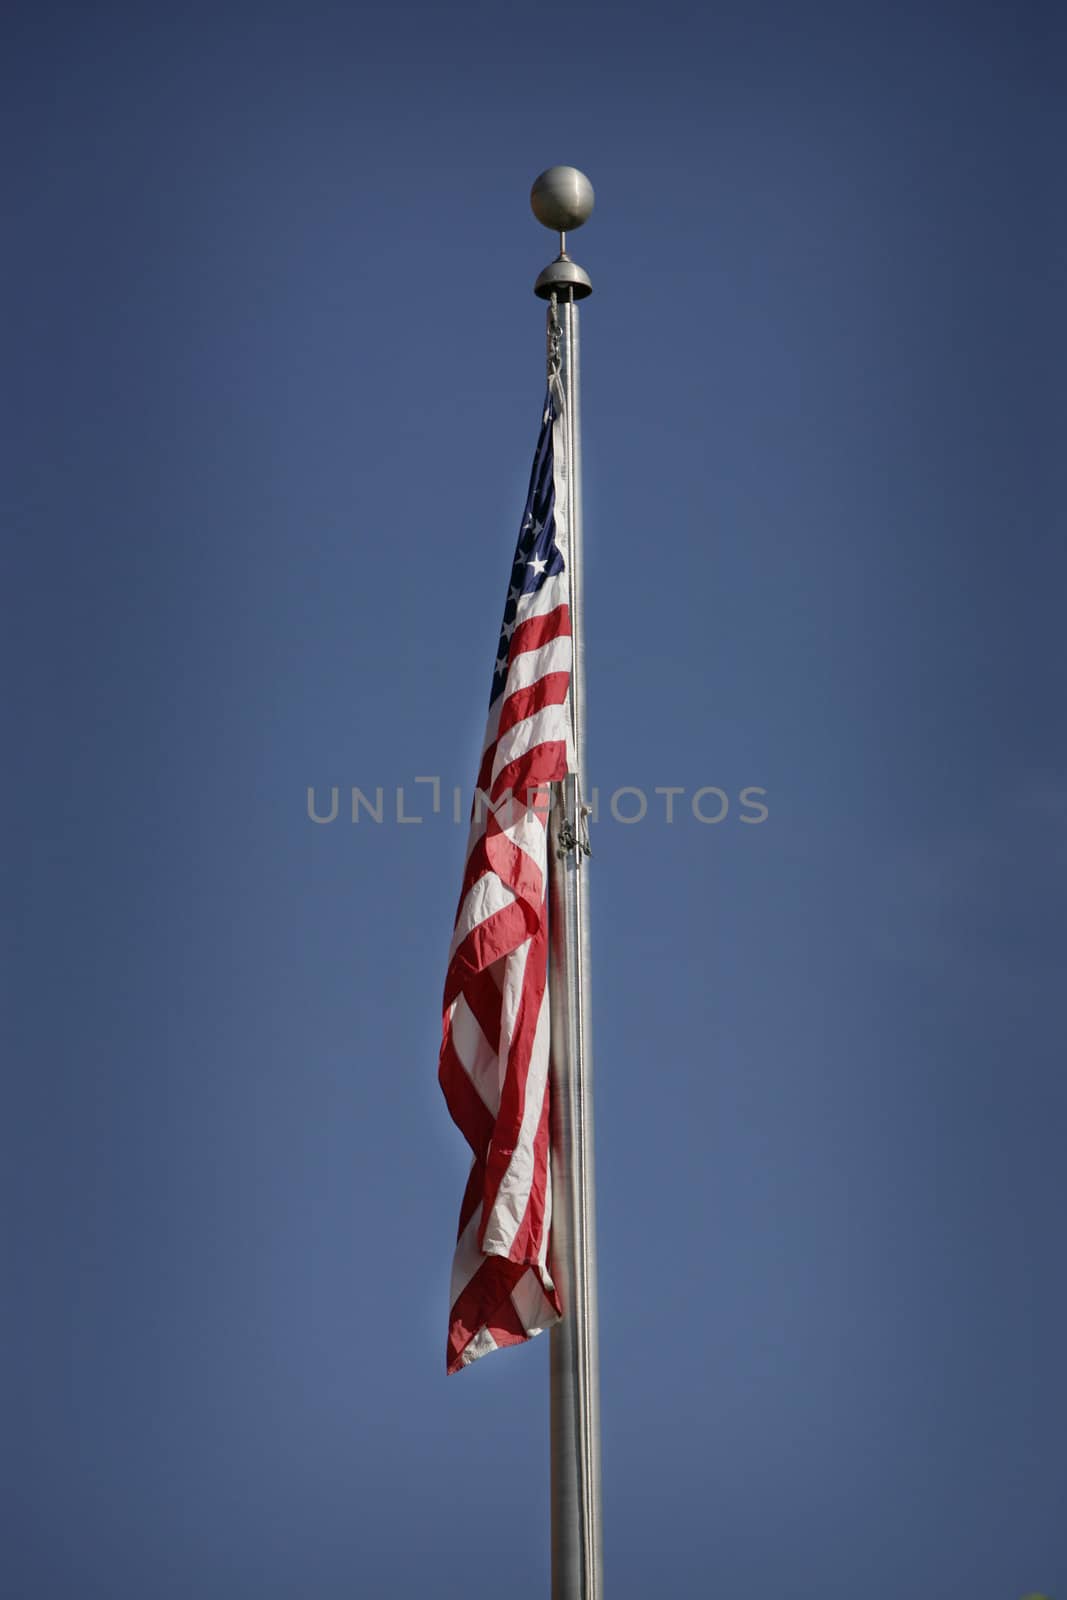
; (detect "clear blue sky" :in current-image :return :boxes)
[6,3,1065,1596]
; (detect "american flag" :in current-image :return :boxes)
[439,390,572,1373]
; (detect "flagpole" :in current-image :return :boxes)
[532,167,604,1600]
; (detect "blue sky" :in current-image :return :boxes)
[6,3,1065,1596]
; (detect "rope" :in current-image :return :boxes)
[546,292,591,861]
[546,291,565,410]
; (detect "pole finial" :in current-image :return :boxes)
[531,167,594,301]
[530,166,595,232]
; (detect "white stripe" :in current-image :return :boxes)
[510,1267,558,1335]
[450,993,501,1115]
[498,939,530,1065]
[450,1191,484,1306]
[481,975,551,1256]
[461,1326,499,1365]
[505,631,571,686]
[470,800,547,903]
[550,408,575,770]
[538,1143,553,1277]
[552,407,569,566]
[491,705,569,788]
[449,872,514,963]
[455,698,505,864]
[457,634,568,865]
[447,942,537,1274]
[482,698,502,747]
[500,803,549,874]
[514,571,568,625]
[455,793,548,928]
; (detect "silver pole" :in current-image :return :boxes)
[531,167,603,1600]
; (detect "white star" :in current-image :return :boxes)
[528,554,547,576]
[495,655,508,675]
[508,586,521,603]
[502,619,517,640]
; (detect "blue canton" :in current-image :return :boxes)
[490,392,565,707]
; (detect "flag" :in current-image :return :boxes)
[439,390,572,1373]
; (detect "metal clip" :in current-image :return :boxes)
[556,816,592,860]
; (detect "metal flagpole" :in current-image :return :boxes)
[531,166,604,1600]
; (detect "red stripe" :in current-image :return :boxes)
[491,741,569,807]
[496,670,570,741]
[472,742,495,808]
[456,1162,483,1239]
[456,805,545,913]
[505,1076,552,1265]
[509,602,570,663]
[443,898,534,1011]
[457,834,493,909]
[483,822,544,917]
[479,915,548,1240]
[438,1037,495,1161]
[447,1256,540,1374]
[462,693,567,870]
[462,967,502,1056]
